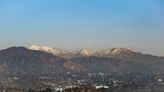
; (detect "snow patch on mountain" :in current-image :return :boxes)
[29,45,62,55]
[75,49,93,56]
[96,48,138,56]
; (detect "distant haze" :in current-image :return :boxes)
[0,0,164,56]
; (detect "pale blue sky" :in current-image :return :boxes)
[0,0,164,56]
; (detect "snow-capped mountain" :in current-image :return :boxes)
[75,49,93,56]
[95,48,139,57]
[29,45,140,58]
[29,45,62,55]
[29,45,94,57]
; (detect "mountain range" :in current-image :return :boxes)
[29,45,140,57]
[28,45,164,73]
[0,45,164,88]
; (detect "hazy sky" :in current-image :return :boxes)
[0,0,164,56]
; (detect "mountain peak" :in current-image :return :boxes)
[29,45,61,55]
[95,48,138,57]
[76,48,93,56]
[110,48,135,54]
[1,46,29,53]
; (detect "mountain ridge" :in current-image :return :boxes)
[29,45,157,58]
